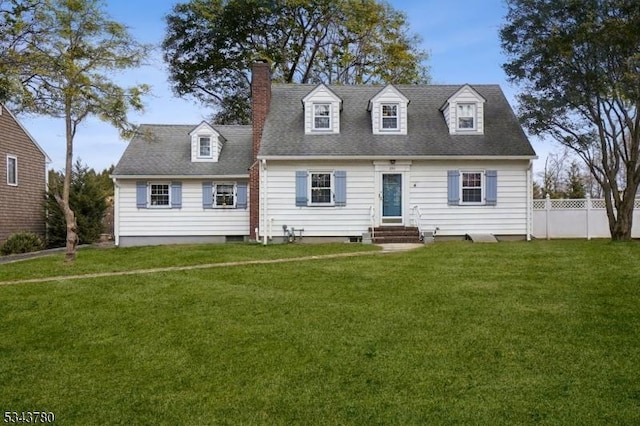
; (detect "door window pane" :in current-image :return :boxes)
[382,174,402,217]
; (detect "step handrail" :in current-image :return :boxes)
[411,205,423,239]
[369,205,375,241]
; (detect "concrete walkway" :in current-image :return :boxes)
[0,243,424,286]
[378,243,424,252]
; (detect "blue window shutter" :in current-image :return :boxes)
[447,170,460,205]
[136,181,147,208]
[236,183,248,209]
[486,170,497,206]
[202,182,213,209]
[334,170,347,206]
[171,181,182,208]
[295,171,308,206]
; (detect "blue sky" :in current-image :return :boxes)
[19,0,550,173]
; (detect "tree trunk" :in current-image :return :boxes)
[609,188,636,241]
[63,100,78,262]
[59,198,78,261]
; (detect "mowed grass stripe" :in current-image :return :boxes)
[0,249,382,286]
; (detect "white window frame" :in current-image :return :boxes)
[6,155,17,186]
[213,182,237,208]
[312,103,331,131]
[149,182,171,208]
[460,171,484,205]
[309,171,334,206]
[457,103,476,130]
[198,136,213,159]
[380,103,399,131]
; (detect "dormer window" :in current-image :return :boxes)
[189,122,225,163]
[381,104,399,130]
[441,85,486,135]
[313,104,331,130]
[198,137,212,158]
[369,85,408,135]
[303,85,342,134]
[457,104,476,130]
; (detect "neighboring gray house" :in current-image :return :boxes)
[112,61,536,246]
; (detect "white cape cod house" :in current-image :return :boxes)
[111,61,536,246]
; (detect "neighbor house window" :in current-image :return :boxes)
[457,103,476,129]
[313,104,331,130]
[149,183,170,207]
[198,136,212,158]
[381,104,399,130]
[214,183,236,207]
[461,172,483,204]
[6,155,17,186]
[310,172,333,204]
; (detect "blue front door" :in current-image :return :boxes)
[382,173,402,219]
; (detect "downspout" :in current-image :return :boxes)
[526,161,532,241]
[112,177,120,246]
[262,159,268,245]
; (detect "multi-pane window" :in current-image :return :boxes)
[6,155,17,186]
[310,172,332,204]
[313,104,331,130]
[461,172,482,203]
[199,137,212,158]
[457,104,475,129]
[381,104,398,130]
[214,183,235,207]
[150,183,170,206]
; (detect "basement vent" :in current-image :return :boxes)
[225,235,245,243]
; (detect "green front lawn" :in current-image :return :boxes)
[1,241,639,424]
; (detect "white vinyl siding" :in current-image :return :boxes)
[410,161,529,236]
[117,180,249,237]
[262,160,529,238]
[264,162,375,237]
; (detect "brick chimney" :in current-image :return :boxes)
[249,60,271,240]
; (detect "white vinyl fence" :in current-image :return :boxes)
[532,195,640,239]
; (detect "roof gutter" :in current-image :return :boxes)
[256,155,538,161]
[110,174,250,180]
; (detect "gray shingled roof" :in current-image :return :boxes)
[259,84,536,158]
[112,124,252,176]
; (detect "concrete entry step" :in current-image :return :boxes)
[466,233,498,243]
